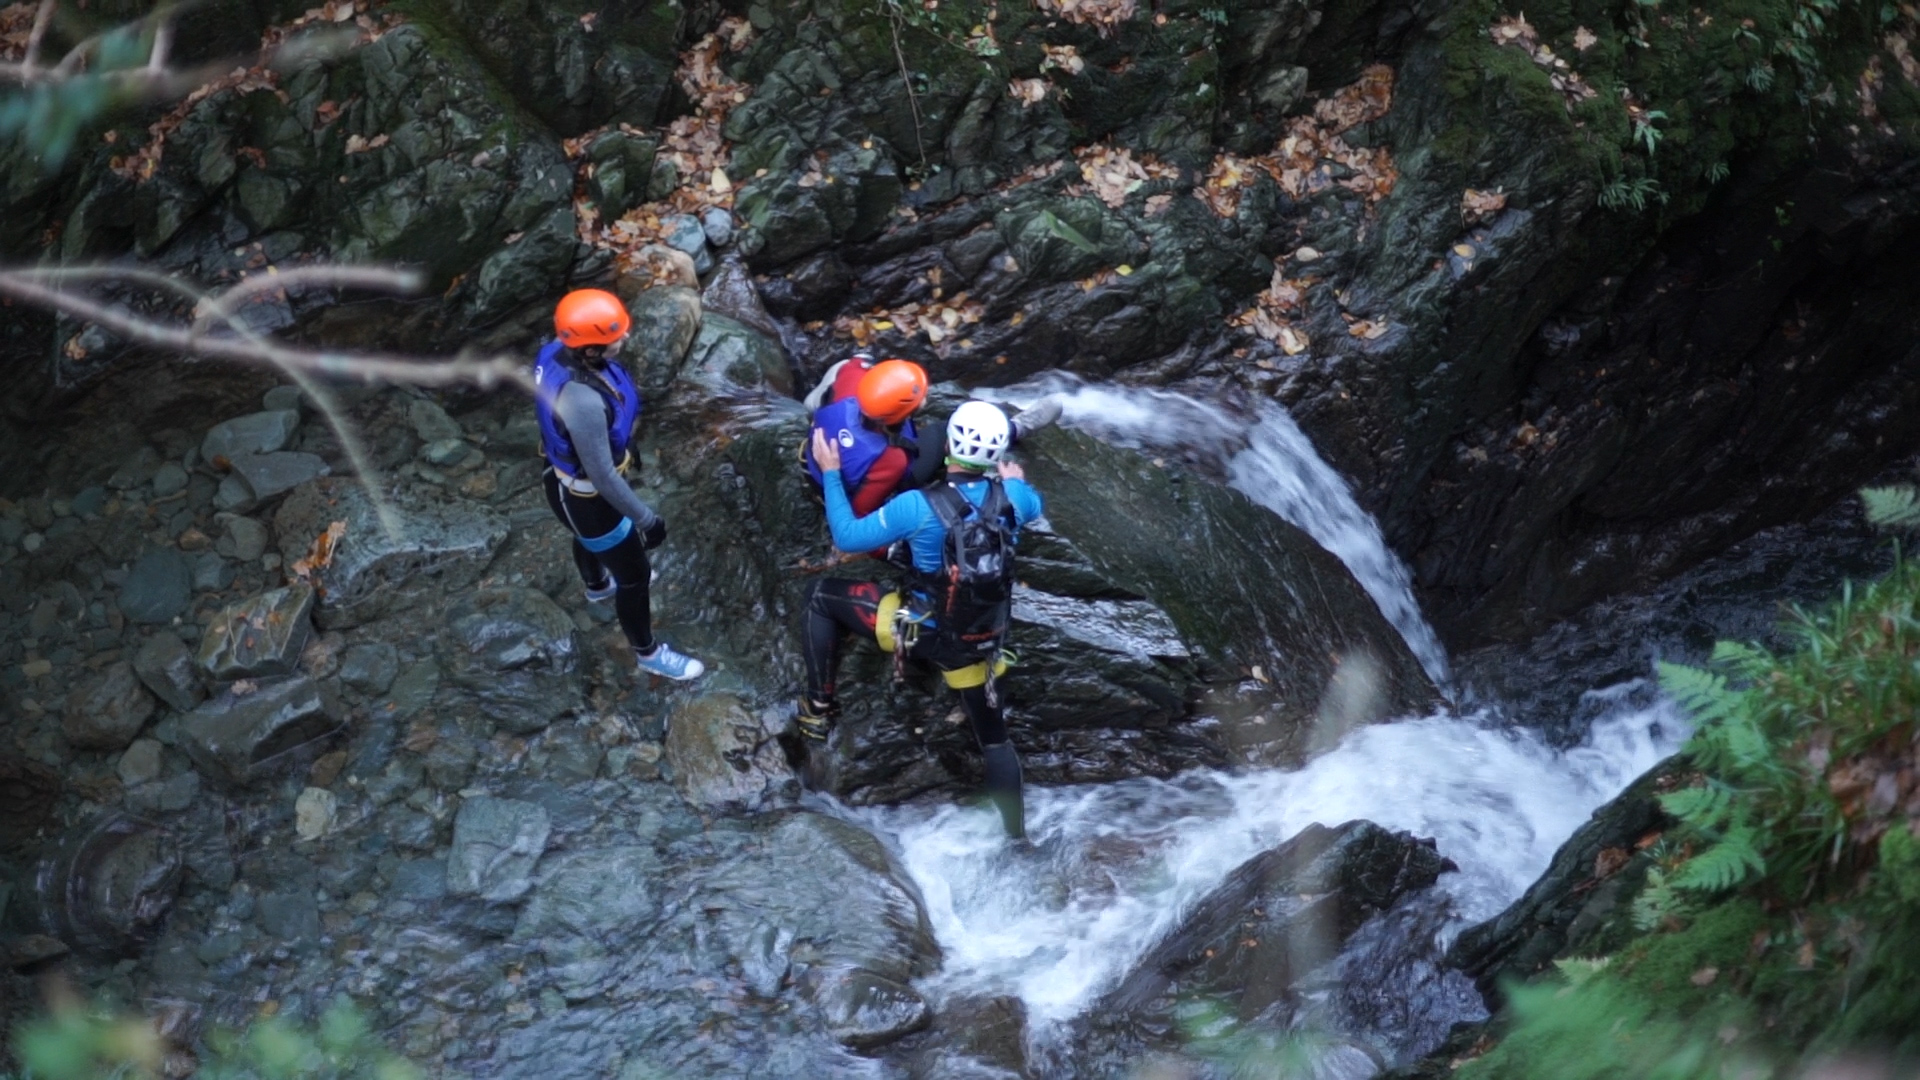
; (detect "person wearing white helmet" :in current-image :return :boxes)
[800,399,1044,840]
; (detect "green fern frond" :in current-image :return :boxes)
[1552,956,1613,986]
[1632,867,1688,931]
[1861,485,1920,530]
[1659,785,1733,829]
[1659,662,1739,724]
[1671,827,1766,893]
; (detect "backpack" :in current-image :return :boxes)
[921,478,1018,660]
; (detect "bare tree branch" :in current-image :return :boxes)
[21,0,56,76]
[0,267,535,394]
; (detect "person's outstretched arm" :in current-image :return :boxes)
[556,382,664,537]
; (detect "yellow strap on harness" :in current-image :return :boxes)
[939,653,1013,689]
[875,591,904,652]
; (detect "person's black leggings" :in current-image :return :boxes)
[801,577,1008,746]
[543,469,653,651]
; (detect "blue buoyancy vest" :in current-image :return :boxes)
[533,340,641,474]
[804,396,917,491]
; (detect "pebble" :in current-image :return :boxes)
[295,787,337,841]
[71,486,107,518]
[150,463,189,498]
[178,527,212,552]
[117,738,165,786]
[262,386,303,412]
[222,516,269,562]
[21,533,43,553]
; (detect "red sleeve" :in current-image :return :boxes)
[851,447,909,516]
[831,360,870,403]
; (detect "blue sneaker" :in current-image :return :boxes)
[585,579,617,604]
[635,642,705,681]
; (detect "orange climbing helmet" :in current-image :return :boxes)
[554,289,630,347]
[855,359,928,426]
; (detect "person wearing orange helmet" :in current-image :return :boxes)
[535,288,704,681]
[802,356,931,516]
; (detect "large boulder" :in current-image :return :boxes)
[177,675,342,787]
[273,478,509,630]
[446,796,551,904]
[22,814,183,956]
[62,662,156,752]
[435,587,579,735]
[194,584,316,683]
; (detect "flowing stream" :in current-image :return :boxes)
[842,378,1690,1062]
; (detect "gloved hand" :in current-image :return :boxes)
[641,518,667,549]
[1011,395,1063,442]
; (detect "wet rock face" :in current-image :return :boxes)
[26,815,183,956]
[446,796,552,903]
[62,662,156,751]
[436,587,580,735]
[195,584,317,683]
[663,692,793,809]
[1079,820,1454,1061]
[273,478,509,630]
[177,675,342,787]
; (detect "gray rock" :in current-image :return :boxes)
[664,693,790,809]
[273,478,509,629]
[262,386,303,412]
[23,815,183,955]
[436,587,578,735]
[664,213,713,273]
[682,313,794,397]
[812,969,932,1049]
[421,438,474,467]
[63,662,157,751]
[446,796,550,903]
[392,858,448,901]
[219,515,269,562]
[179,675,341,787]
[621,285,703,399]
[189,552,234,592]
[407,398,464,444]
[213,474,253,513]
[1099,821,1454,1020]
[109,447,165,491]
[513,846,664,998]
[701,206,734,247]
[385,660,439,719]
[229,451,330,503]
[150,463,189,499]
[116,739,165,787]
[195,584,316,682]
[70,486,106,519]
[201,410,300,465]
[257,887,321,942]
[338,642,399,694]
[125,772,200,815]
[119,548,192,624]
[132,631,205,712]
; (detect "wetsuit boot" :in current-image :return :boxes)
[980,741,1025,840]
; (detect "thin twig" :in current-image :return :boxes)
[885,7,930,173]
[186,265,423,337]
[21,0,56,75]
[0,270,534,392]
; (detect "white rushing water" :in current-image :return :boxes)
[846,686,1686,1027]
[980,374,1452,687]
[833,377,1692,1038]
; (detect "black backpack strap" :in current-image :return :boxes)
[923,481,969,531]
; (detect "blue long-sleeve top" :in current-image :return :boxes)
[821,467,1044,572]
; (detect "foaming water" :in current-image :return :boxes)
[841,685,1685,1027]
[981,375,1451,686]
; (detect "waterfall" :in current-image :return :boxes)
[845,689,1685,1029]
[834,378,1691,1055]
[980,375,1452,687]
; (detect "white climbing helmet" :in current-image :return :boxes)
[947,400,1012,468]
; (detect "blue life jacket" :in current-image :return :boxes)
[804,396,917,492]
[533,340,641,474]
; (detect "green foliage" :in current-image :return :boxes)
[1597,176,1667,212]
[1861,484,1920,530]
[10,997,419,1080]
[0,24,158,170]
[1630,866,1691,930]
[1460,975,1776,1080]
